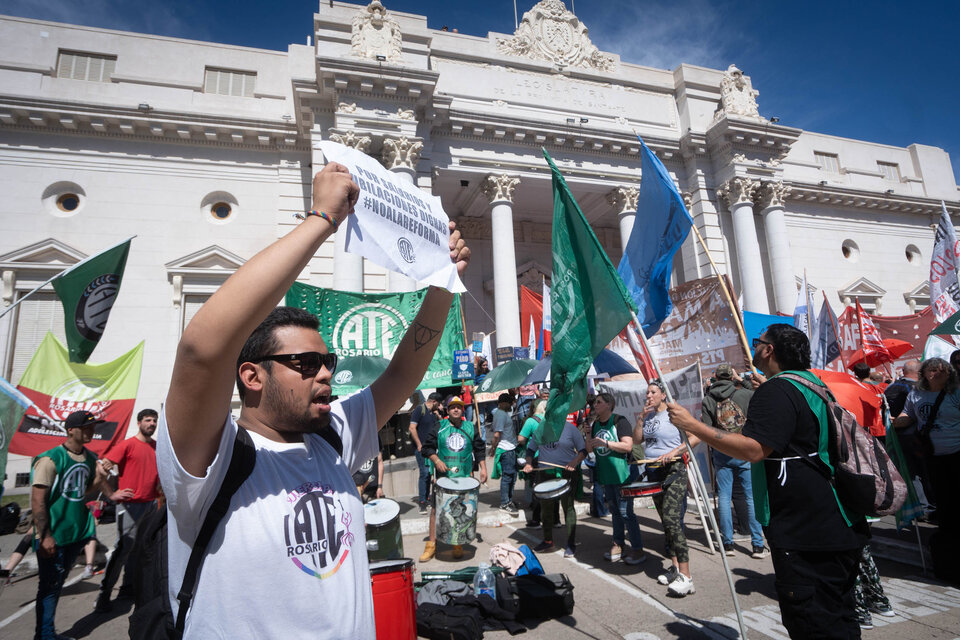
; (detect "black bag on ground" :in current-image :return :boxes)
[0,502,21,535]
[930,530,960,586]
[514,573,575,619]
[496,572,520,616]
[128,427,256,640]
[416,602,484,640]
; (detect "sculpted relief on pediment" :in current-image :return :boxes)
[496,0,615,72]
[351,1,402,63]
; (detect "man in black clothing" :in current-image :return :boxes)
[885,359,918,417]
[668,324,867,639]
[410,392,443,514]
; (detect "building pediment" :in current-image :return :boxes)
[838,277,886,298]
[0,237,86,270]
[166,245,246,275]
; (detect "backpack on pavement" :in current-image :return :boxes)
[780,373,907,517]
[714,397,747,433]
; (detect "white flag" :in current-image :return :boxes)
[930,201,960,322]
[542,282,552,332]
[481,333,493,367]
[793,275,811,336]
[527,315,537,353]
[319,141,465,293]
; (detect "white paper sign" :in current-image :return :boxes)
[319,141,465,293]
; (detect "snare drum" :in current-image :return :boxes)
[364,498,403,562]
[533,477,570,501]
[370,558,416,640]
[435,476,480,545]
[620,480,664,498]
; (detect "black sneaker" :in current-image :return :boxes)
[525,520,541,528]
[723,543,735,556]
[751,546,769,559]
[533,541,555,552]
[857,609,873,630]
[500,503,520,516]
[94,596,112,613]
[418,503,428,515]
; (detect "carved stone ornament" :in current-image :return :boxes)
[713,64,764,123]
[481,174,521,203]
[396,108,415,120]
[756,181,790,210]
[717,176,757,207]
[681,191,693,210]
[328,129,372,153]
[496,1,615,72]
[350,1,402,63]
[606,186,639,213]
[382,135,423,170]
[453,216,491,239]
[337,102,358,113]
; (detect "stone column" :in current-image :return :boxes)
[718,177,768,313]
[607,186,639,255]
[382,135,424,292]
[482,174,522,350]
[756,181,795,314]
[327,130,371,292]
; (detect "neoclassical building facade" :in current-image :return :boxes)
[0,1,957,490]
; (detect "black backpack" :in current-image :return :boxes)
[128,428,256,639]
[0,502,21,535]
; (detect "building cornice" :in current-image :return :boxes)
[316,56,438,107]
[786,182,957,217]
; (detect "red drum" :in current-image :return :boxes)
[370,558,416,640]
[620,481,664,498]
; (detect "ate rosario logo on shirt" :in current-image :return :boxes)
[594,428,616,456]
[283,481,355,579]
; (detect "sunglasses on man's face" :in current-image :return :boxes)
[752,338,771,351]
[251,351,338,376]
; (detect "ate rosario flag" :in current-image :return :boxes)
[855,300,891,361]
[9,333,144,457]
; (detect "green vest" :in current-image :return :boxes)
[435,419,475,478]
[592,414,630,485]
[33,446,97,546]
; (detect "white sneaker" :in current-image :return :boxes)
[80,565,95,580]
[667,573,695,596]
[657,565,679,585]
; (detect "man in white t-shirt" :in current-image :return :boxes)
[158,162,471,639]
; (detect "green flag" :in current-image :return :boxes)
[285,283,465,392]
[51,239,131,363]
[929,308,960,335]
[0,376,31,484]
[541,149,636,442]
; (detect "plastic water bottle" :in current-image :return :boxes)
[473,563,496,599]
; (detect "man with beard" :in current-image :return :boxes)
[157,162,471,638]
[667,324,868,638]
[95,408,160,612]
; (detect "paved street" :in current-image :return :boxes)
[2,488,959,639]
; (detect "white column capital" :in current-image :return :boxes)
[327,128,372,154]
[606,186,639,214]
[381,135,423,171]
[756,180,791,210]
[717,176,758,208]
[481,174,521,204]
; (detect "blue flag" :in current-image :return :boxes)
[617,137,693,337]
[811,297,842,369]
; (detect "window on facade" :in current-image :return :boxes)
[6,293,66,382]
[56,51,117,82]
[878,162,901,182]
[181,293,210,337]
[15,472,31,488]
[814,152,840,173]
[203,68,256,97]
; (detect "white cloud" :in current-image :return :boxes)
[4,0,210,41]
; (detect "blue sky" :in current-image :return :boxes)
[5,0,959,183]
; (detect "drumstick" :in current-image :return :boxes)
[632,456,681,465]
[533,460,569,469]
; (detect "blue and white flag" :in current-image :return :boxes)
[617,137,693,337]
[811,297,841,369]
[793,274,816,338]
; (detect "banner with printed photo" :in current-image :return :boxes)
[646,276,749,381]
[319,141,464,293]
[9,333,144,457]
[285,283,464,391]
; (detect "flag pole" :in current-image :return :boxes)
[0,236,136,321]
[689,224,757,373]
[824,291,847,370]
[804,269,813,341]
[458,296,482,424]
[629,309,748,640]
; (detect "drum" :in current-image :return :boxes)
[533,478,570,501]
[434,476,480,545]
[620,481,664,498]
[370,558,416,640]
[364,498,403,562]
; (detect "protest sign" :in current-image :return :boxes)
[496,347,515,365]
[452,349,474,381]
[319,141,464,292]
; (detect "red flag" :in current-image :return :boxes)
[520,285,551,354]
[856,300,891,361]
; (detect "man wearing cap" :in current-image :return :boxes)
[701,365,767,558]
[419,396,486,561]
[490,393,520,515]
[31,410,131,640]
[409,392,443,514]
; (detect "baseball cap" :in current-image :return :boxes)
[715,364,734,380]
[64,410,105,430]
[447,396,465,408]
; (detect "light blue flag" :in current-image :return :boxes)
[811,297,842,369]
[617,137,693,337]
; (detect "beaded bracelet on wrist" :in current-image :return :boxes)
[294,210,338,231]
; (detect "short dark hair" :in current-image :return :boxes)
[137,408,158,422]
[950,349,960,367]
[596,391,616,410]
[764,323,811,371]
[850,362,871,380]
[427,392,444,402]
[236,307,320,400]
[498,393,513,405]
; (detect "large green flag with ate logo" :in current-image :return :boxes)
[541,149,636,442]
[285,283,465,393]
[51,239,131,363]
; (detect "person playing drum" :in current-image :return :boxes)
[635,379,700,597]
[419,396,487,562]
[523,418,587,557]
[586,392,647,566]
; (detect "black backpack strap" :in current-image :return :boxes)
[175,427,256,636]
[921,389,947,437]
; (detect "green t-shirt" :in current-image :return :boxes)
[32,445,97,546]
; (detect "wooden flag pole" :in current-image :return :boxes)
[629,309,748,640]
[689,224,757,374]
